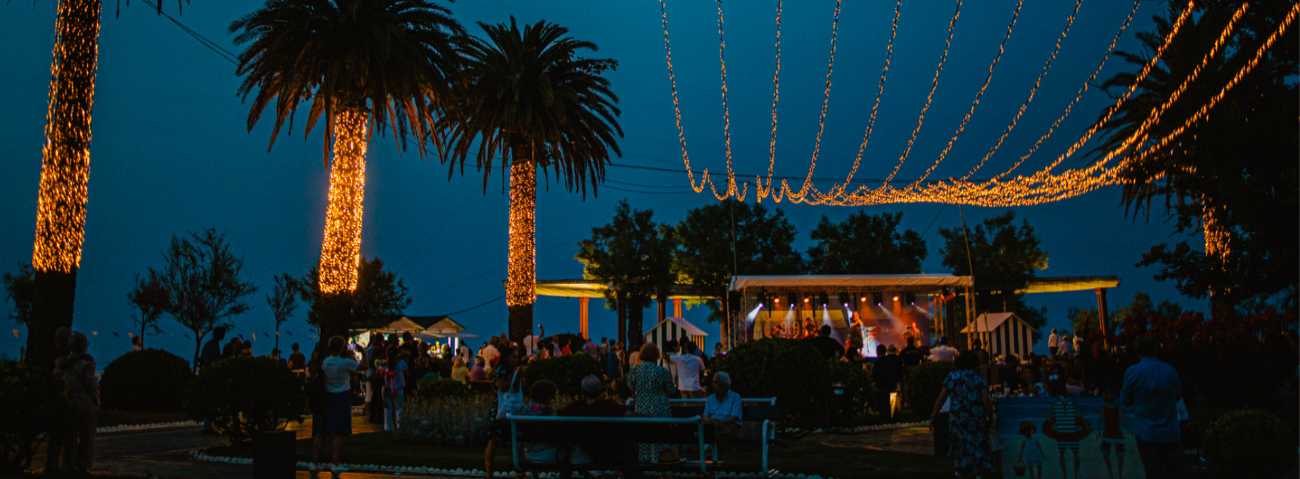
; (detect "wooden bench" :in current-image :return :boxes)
[505,414,721,477]
[626,397,783,472]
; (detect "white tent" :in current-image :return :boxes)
[644,317,709,352]
[962,312,1037,359]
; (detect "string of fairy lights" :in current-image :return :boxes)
[657,0,1296,212]
[32,0,102,273]
[505,160,538,308]
[317,110,370,295]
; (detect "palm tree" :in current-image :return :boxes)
[23,0,189,367]
[442,18,622,342]
[230,0,463,341]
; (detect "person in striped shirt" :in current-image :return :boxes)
[1043,367,1083,479]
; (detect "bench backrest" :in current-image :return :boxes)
[507,415,715,445]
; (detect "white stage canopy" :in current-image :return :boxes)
[730,274,974,291]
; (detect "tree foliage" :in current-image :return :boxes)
[229,0,464,166]
[939,211,1048,339]
[127,270,168,345]
[1091,3,1298,313]
[576,200,677,346]
[152,228,259,371]
[1067,291,1183,334]
[806,211,926,274]
[301,256,410,330]
[1,264,34,328]
[675,199,804,322]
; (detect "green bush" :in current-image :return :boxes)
[183,357,305,443]
[1201,408,1297,477]
[428,357,453,378]
[413,378,469,402]
[907,361,953,415]
[100,349,194,413]
[827,360,872,427]
[712,339,832,428]
[0,361,69,474]
[397,395,495,446]
[523,353,603,397]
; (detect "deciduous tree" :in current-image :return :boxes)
[576,200,677,348]
[939,211,1048,340]
[152,228,258,371]
[806,211,926,274]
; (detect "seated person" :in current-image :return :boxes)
[469,356,487,381]
[518,380,562,464]
[558,375,628,466]
[703,371,742,447]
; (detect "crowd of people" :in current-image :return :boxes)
[40,327,101,475]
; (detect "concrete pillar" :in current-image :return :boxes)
[579,297,590,339]
[1096,288,1110,348]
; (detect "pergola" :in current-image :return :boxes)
[535,275,1120,350]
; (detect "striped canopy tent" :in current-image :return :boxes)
[644,317,709,353]
[961,312,1037,360]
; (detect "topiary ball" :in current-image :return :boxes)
[100,348,195,413]
[183,357,305,443]
[907,361,953,416]
[0,361,70,474]
[413,378,470,402]
[711,338,833,428]
[522,354,603,397]
[1201,408,1297,477]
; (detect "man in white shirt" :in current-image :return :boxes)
[522,325,543,358]
[928,337,959,362]
[1048,329,1061,356]
[671,340,707,398]
[481,337,501,367]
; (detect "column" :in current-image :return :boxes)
[1096,288,1110,349]
[579,297,590,339]
[673,298,683,318]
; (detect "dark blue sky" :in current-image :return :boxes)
[1,0,1205,362]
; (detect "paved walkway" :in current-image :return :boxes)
[809,426,936,456]
[29,417,449,479]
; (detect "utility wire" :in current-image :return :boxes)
[394,190,476,274]
[921,204,949,237]
[441,295,506,316]
[137,0,240,65]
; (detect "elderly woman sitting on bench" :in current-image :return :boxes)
[703,372,742,446]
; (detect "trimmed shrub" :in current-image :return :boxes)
[397,395,495,446]
[827,360,872,427]
[907,361,953,415]
[711,338,832,428]
[413,378,469,402]
[0,361,69,474]
[100,348,194,413]
[523,353,603,397]
[183,357,305,443]
[428,357,453,378]
[1201,408,1297,477]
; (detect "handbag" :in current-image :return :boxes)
[1013,460,1027,477]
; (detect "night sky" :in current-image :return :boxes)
[0,0,1207,363]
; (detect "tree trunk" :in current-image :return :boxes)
[628,296,644,351]
[616,291,627,349]
[316,109,369,343]
[506,154,537,343]
[191,333,203,373]
[26,0,101,367]
[26,270,77,367]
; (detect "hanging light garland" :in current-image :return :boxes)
[318,110,369,295]
[793,0,844,199]
[757,0,784,201]
[828,0,901,201]
[33,0,102,274]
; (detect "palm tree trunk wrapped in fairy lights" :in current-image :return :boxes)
[506,152,537,338]
[26,0,101,367]
[316,109,370,340]
[230,0,463,341]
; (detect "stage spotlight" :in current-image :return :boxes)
[893,295,900,302]
[818,293,829,306]
[838,292,849,306]
[756,289,768,308]
[872,292,883,305]
[905,292,916,305]
[860,296,868,303]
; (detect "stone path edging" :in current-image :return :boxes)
[96,420,203,434]
[780,420,928,434]
[190,449,841,479]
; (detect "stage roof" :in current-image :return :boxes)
[729,275,974,291]
[1018,276,1121,293]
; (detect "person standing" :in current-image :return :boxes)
[628,342,677,463]
[44,328,73,472]
[930,353,995,479]
[314,336,360,472]
[1072,334,1084,358]
[381,346,408,432]
[1048,329,1061,357]
[522,325,543,358]
[197,327,226,435]
[131,336,143,352]
[928,337,959,362]
[671,340,706,399]
[1121,335,1185,479]
[871,345,902,421]
[60,332,99,473]
[807,325,845,360]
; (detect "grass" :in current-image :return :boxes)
[208,431,956,479]
[96,410,191,429]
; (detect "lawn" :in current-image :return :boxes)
[96,410,192,429]
[207,431,956,479]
